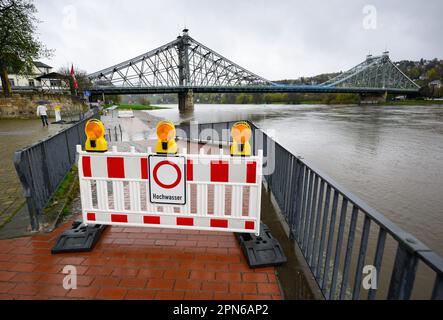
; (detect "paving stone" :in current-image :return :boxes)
[0,139,281,300]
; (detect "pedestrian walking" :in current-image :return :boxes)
[36,103,49,127]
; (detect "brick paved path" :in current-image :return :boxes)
[0,220,282,300]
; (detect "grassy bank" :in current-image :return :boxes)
[106,103,166,110]
[42,165,79,230]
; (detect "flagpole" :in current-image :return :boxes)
[70,63,79,96]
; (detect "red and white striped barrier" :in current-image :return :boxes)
[77,145,263,234]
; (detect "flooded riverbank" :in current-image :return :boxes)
[141,103,443,258]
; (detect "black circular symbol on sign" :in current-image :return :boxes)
[153,160,182,189]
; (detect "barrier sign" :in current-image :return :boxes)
[148,155,186,205]
[77,145,263,235]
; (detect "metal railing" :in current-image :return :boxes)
[176,120,443,300]
[107,124,123,142]
[13,108,100,230]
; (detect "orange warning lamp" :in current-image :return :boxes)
[156,120,177,154]
[85,119,107,152]
[230,121,252,156]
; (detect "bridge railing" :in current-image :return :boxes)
[175,121,443,300]
[13,108,100,231]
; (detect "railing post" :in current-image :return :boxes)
[13,150,39,231]
[287,157,299,239]
[41,140,53,193]
[352,215,371,300]
[292,160,304,239]
[387,244,419,299]
[316,184,331,281]
[432,274,443,300]
[286,154,294,214]
[76,120,82,145]
[367,228,387,300]
[64,130,71,164]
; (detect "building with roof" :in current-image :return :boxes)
[428,79,442,89]
[0,61,70,93]
[34,72,70,92]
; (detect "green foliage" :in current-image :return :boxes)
[321,93,360,104]
[58,65,92,94]
[111,103,165,110]
[408,66,420,80]
[53,166,77,199]
[396,59,443,87]
[427,68,439,81]
[193,91,361,105]
[235,93,252,104]
[221,93,236,104]
[263,93,288,104]
[43,165,79,226]
[140,97,151,106]
[0,0,53,95]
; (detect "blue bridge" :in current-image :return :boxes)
[88,29,420,110]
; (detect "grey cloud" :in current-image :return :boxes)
[35,0,443,80]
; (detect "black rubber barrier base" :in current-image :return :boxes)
[236,223,287,268]
[51,220,107,254]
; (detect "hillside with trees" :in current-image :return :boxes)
[395,58,443,97]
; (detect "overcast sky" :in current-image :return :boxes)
[35,0,442,80]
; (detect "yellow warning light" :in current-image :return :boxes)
[85,119,108,152]
[230,121,252,156]
[156,120,177,154]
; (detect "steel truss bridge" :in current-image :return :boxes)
[88,29,420,105]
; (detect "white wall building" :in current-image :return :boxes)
[0,61,70,93]
[0,61,53,88]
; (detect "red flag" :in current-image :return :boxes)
[70,64,79,89]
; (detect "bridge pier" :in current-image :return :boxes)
[359,91,388,104]
[178,89,194,112]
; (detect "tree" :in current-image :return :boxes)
[251,93,264,104]
[408,66,420,80]
[221,93,236,104]
[286,93,301,104]
[58,65,92,94]
[426,68,439,81]
[0,0,52,96]
[235,93,252,104]
[137,96,150,106]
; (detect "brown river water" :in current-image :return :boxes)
[1,104,442,298]
[139,103,443,298]
[141,104,443,266]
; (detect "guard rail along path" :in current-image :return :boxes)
[175,120,443,300]
[13,108,100,230]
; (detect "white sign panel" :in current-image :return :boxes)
[148,155,186,205]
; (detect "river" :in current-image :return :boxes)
[142,103,443,259]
